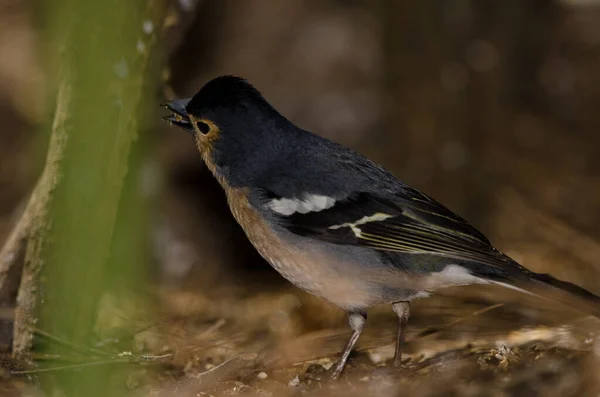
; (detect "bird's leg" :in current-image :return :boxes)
[392,301,410,367]
[330,311,366,380]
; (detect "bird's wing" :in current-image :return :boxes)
[257,187,517,270]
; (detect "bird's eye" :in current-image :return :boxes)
[196,121,210,135]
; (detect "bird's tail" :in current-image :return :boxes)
[524,271,600,317]
[484,268,600,318]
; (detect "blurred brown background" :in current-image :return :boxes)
[2,0,600,352]
[2,2,600,395]
[163,0,600,295]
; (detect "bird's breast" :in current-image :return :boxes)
[222,186,386,310]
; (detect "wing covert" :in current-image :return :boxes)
[257,188,514,269]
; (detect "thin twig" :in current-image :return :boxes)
[11,358,132,375]
[11,352,173,375]
[174,353,258,392]
[412,303,506,341]
[34,328,114,358]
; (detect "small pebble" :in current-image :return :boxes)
[369,352,383,364]
[288,375,300,387]
[257,371,268,380]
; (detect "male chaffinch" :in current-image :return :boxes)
[163,75,600,379]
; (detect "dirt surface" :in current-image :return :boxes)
[142,285,600,397]
[2,281,599,396]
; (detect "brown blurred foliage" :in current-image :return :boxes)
[157,0,600,293]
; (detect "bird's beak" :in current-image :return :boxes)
[161,98,194,135]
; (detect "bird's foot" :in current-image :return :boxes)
[328,362,344,380]
[393,357,411,368]
[369,359,411,378]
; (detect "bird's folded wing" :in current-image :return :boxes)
[260,188,516,270]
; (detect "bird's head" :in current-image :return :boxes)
[163,76,295,187]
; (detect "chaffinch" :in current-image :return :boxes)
[163,75,600,379]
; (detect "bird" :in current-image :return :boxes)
[162,75,600,379]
